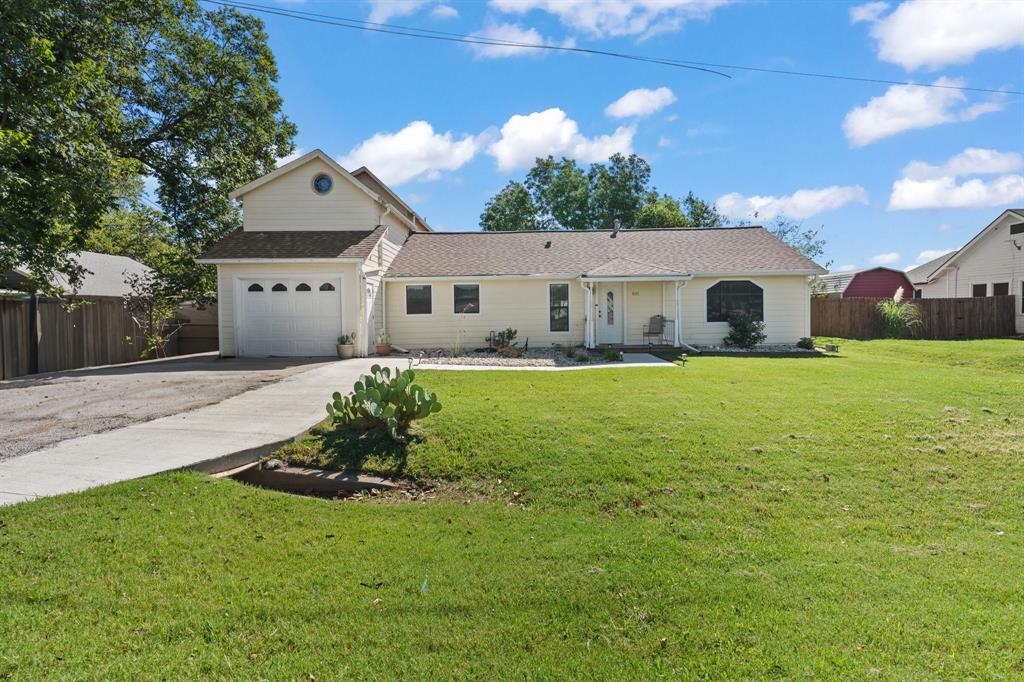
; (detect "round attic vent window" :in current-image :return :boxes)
[312,173,333,195]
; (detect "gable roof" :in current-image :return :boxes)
[7,252,152,297]
[229,149,381,204]
[350,167,432,232]
[817,266,908,295]
[385,227,826,279]
[911,209,1024,284]
[905,250,958,285]
[197,227,385,262]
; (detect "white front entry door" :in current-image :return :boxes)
[596,282,624,345]
[239,277,342,356]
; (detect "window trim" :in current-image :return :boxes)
[405,284,433,316]
[703,279,765,324]
[547,282,571,334]
[452,283,481,315]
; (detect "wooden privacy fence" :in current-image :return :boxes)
[811,296,1017,339]
[0,297,219,380]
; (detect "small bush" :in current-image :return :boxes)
[723,313,767,349]
[877,287,922,338]
[600,348,622,362]
[495,327,518,349]
[326,364,441,442]
[797,337,815,350]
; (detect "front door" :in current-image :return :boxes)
[596,282,624,345]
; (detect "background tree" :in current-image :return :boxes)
[480,153,719,231]
[479,181,538,232]
[1,0,296,299]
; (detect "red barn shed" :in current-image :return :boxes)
[817,267,915,299]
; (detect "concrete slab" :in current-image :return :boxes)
[0,357,407,506]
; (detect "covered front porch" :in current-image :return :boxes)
[578,270,692,350]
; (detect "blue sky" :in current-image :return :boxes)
[243,0,1023,271]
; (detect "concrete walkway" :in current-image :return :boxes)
[0,357,409,506]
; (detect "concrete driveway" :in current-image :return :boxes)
[0,354,334,461]
[0,356,410,505]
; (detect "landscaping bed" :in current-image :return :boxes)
[409,346,616,367]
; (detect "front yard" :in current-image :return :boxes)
[1,339,1021,678]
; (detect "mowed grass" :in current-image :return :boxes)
[1,339,1022,679]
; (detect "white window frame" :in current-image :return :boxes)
[405,283,433,315]
[547,282,571,334]
[452,283,481,315]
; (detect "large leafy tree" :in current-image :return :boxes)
[480,153,721,231]
[0,0,295,297]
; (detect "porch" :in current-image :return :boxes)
[579,274,691,350]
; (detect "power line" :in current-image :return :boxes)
[203,0,1022,96]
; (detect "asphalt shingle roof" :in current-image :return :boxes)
[198,227,385,261]
[386,227,825,278]
[905,250,958,284]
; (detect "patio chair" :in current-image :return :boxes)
[642,315,672,347]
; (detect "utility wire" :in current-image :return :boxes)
[203,0,1022,96]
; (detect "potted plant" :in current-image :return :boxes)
[336,333,355,359]
[375,330,392,356]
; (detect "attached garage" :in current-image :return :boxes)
[237,277,341,356]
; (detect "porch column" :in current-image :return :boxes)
[579,280,593,348]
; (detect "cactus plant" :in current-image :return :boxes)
[325,364,441,441]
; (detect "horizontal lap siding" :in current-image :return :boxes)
[241,158,377,231]
[385,279,585,349]
[680,275,810,344]
[624,282,665,344]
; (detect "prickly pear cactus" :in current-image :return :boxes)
[326,364,441,441]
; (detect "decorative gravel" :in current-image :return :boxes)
[692,344,817,353]
[410,347,604,367]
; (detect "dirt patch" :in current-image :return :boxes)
[0,355,333,460]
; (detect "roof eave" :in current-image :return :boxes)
[197,257,367,265]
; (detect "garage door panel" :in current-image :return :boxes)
[239,277,342,357]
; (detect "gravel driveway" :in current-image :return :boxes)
[0,354,335,461]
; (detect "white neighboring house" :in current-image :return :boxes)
[906,209,1024,333]
[197,149,825,357]
[3,251,151,298]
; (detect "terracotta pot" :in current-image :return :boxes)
[375,343,391,356]
[336,344,354,360]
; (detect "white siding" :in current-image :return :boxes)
[918,214,1024,332]
[385,278,586,349]
[240,158,377,232]
[679,275,811,345]
[216,262,362,356]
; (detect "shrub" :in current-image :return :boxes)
[797,337,815,350]
[877,287,922,338]
[723,313,767,349]
[495,327,518,349]
[326,364,441,442]
[337,333,353,345]
[600,347,622,362]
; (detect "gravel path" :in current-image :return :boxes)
[0,355,334,461]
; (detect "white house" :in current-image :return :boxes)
[197,149,825,357]
[906,209,1024,333]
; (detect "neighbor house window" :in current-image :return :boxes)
[972,284,987,297]
[993,282,1009,296]
[406,284,432,315]
[913,289,923,299]
[453,284,480,314]
[707,280,764,322]
[549,283,569,332]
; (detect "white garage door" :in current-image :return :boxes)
[239,277,342,356]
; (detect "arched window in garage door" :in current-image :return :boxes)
[296,282,311,292]
[272,283,288,292]
[247,283,264,292]
[319,282,335,291]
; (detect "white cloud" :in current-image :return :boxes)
[468,22,572,58]
[900,148,1022,180]
[339,121,479,185]
[487,108,635,171]
[855,0,1024,70]
[850,2,889,24]
[367,0,430,23]
[489,0,731,38]
[604,87,676,119]
[430,3,458,19]
[889,147,1024,210]
[842,78,1004,147]
[938,222,953,232]
[915,248,956,264]
[715,185,869,221]
[836,263,859,272]
[276,147,305,166]
[657,136,672,148]
[870,252,901,265]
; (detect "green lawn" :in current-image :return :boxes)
[1,339,1022,679]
